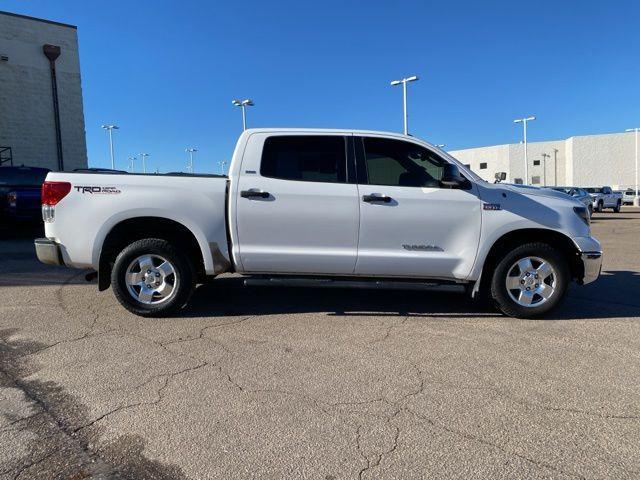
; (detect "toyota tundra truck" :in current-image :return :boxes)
[35,129,602,318]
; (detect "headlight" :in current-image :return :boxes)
[574,206,590,226]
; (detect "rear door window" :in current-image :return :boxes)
[260,136,347,183]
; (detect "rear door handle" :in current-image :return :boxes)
[241,189,270,199]
[363,194,392,203]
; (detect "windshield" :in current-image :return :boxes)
[584,187,602,193]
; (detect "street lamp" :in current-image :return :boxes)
[139,152,149,174]
[101,124,119,169]
[626,128,639,206]
[552,148,559,186]
[513,116,536,185]
[232,99,254,131]
[218,160,227,175]
[541,153,550,186]
[390,76,419,135]
[185,148,197,173]
[127,156,136,173]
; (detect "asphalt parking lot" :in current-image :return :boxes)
[1,209,639,479]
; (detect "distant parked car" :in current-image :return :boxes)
[0,166,50,222]
[584,186,623,213]
[620,188,636,205]
[547,187,594,216]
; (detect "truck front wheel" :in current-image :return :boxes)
[111,238,196,317]
[490,243,569,318]
[613,201,621,213]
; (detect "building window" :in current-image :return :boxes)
[479,162,487,169]
[533,160,540,166]
[464,164,471,169]
[514,178,523,185]
[531,176,541,184]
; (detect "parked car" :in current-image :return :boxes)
[35,129,602,319]
[547,187,594,216]
[0,166,50,222]
[620,188,637,205]
[584,186,623,213]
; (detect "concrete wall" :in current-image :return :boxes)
[0,11,87,171]
[449,132,636,189]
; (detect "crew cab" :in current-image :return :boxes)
[584,186,623,213]
[35,129,602,318]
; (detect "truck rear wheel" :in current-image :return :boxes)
[613,200,621,213]
[490,243,569,318]
[111,238,195,317]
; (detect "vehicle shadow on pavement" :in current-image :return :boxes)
[185,277,496,319]
[185,271,640,321]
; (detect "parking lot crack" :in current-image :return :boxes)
[404,407,586,479]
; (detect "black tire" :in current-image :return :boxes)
[596,201,603,213]
[490,243,570,319]
[613,201,621,213]
[588,204,593,217]
[111,238,196,317]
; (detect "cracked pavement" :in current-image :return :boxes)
[1,210,640,479]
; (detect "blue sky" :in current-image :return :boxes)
[3,0,640,173]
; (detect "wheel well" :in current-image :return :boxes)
[98,217,205,290]
[479,229,582,293]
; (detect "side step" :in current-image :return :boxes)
[243,276,466,292]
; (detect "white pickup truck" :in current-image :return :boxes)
[35,129,602,318]
[584,186,623,213]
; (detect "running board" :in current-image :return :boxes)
[243,276,466,292]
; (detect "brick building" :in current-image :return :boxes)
[0,10,87,171]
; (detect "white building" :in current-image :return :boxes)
[0,10,87,171]
[449,132,638,190]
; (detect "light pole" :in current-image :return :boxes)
[185,148,197,173]
[101,124,119,169]
[626,128,639,206]
[513,116,536,185]
[541,153,550,186]
[139,153,149,174]
[127,156,136,173]
[218,160,227,175]
[552,148,559,186]
[232,99,254,131]
[390,76,419,135]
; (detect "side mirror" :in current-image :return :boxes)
[441,163,467,188]
[494,172,507,183]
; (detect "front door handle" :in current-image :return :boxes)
[241,189,270,199]
[363,194,392,203]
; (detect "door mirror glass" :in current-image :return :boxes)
[494,172,507,183]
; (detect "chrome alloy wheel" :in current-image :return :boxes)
[505,256,557,307]
[125,254,178,305]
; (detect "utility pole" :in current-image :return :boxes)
[513,116,536,185]
[390,76,419,135]
[541,153,550,186]
[218,160,227,175]
[127,156,136,172]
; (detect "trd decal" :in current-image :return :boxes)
[74,186,121,194]
[483,203,502,210]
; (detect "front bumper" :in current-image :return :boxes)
[579,251,602,285]
[34,238,64,266]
